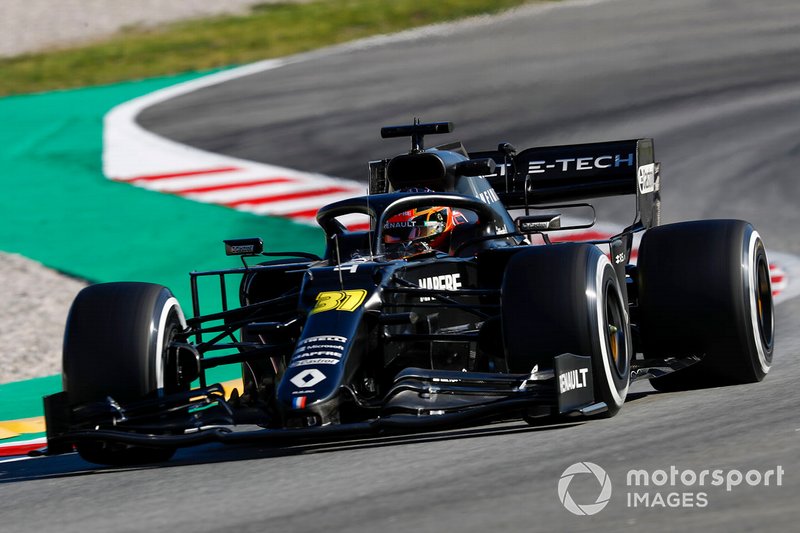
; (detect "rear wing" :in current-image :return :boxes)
[472,139,660,229]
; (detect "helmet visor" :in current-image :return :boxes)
[383,208,447,243]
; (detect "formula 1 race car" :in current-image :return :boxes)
[42,121,774,465]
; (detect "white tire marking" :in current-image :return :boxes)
[747,231,771,374]
[593,253,628,407]
[155,296,187,390]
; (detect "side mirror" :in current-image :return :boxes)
[224,238,263,256]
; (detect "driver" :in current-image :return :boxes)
[383,206,469,258]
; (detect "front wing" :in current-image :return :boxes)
[41,354,602,455]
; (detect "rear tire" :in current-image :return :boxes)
[63,282,187,465]
[501,244,631,416]
[638,220,774,391]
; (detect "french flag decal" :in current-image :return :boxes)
[292,396,307,409]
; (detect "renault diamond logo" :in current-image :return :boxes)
[290,368,327,388]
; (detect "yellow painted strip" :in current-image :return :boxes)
[221,378,243,398]
[0,416,46,440]
[0,427,20,440]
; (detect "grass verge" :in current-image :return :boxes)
[0,0,538,96]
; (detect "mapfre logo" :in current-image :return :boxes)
[558,462,613,516]
[418,273,461,291]
[417,273,461,302]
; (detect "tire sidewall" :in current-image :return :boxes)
[152,295,187,393]
[587,254,631,412]
[741,230,773,378]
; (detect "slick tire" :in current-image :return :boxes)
[501,244,631,416]
[63,282,187,465]
[638,220,774,391]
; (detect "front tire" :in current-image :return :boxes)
[501,244,632,416]
[63,282,187,465]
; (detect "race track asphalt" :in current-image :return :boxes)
[2,0,799,531]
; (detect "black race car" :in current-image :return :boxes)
[42,121,774,465]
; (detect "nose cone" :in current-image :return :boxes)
[278,365,340,410]
[276,313,359,418]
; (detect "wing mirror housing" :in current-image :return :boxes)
[224,238,264,256]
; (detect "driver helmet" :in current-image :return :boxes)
[383,206,469,256]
